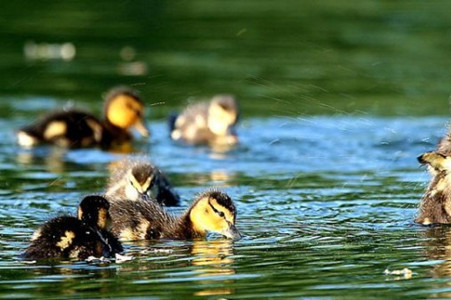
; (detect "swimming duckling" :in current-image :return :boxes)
[23,195,123,260]
[416,151,451,225]
[105,158,180,206]
[169,95,239,146]
[17,86,149,149]
[109,190,241,241]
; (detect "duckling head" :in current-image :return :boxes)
[189,190,241,240]
[104,87,150,137]
[418,151,451,175]
[124,163,156,201]
[207,95,238,140]
[77,195,111,230]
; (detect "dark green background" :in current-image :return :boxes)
[1,0,450,117]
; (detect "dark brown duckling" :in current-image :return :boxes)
[23,195,123,261]
[416,151,451,225]
[169,95,239,146]
[109,190,241,241]
[105,158,180,206]
[16,86,149,149]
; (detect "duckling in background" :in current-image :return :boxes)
[23,195,123,260]
[109,190,241,241]
[16,86,149,149]
[169,95,239,146]
[416,151,451,225]
[105,158,179,206]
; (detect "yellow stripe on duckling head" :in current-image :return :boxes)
[56,230,75,250]
[418,152,451,172]
[189,194,238,238]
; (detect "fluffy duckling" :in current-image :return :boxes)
[23,195,123,261]
[438,131,451,156]
[416,151,451,225]
[17,86,149,149]
[109,190,241,241]
[169,95,239,146]
[105,158,180,206]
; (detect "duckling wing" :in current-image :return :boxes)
[170,102,211,143]
[155,170,180,206]
[109,199,174,241]
[18,110,103,148]
[24,217,85,259]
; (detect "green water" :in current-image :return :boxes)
[1,1,451,299]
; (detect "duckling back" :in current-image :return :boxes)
[170,101,210,143]
[109,199,172,240]
[17,110,103,148]
[23,216,122,260]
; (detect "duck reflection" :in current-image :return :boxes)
[16,141,138,175]
[191,239,236,297]
[16,147,68,173]
[115,239,237,297]
[25,263,118,296]
[423,226,451,277]
[183,170,236,187]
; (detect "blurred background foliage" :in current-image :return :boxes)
[0,0,450,118]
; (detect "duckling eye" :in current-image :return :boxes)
[218,211,225,218]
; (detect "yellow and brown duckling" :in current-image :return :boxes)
[105,158,180,206]
[169,95,239,146]
[23,195,123,261]
[16,86,149,149]
[109,190,241,241]
[416,151,451,225]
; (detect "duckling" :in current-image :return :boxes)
[16,86,149,149]
[416,151,451,225]
[105,158,180,206]
[109,190,241,241]
[169,95,239,146]
[23,195,123,260]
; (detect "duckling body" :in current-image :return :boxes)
[438,132,451,156]
[169,95,239,146]
[109,190,241,241]
[416,152,451,224]
[24,195,123,260]
[17,87,149,149]
[105,158,179,206]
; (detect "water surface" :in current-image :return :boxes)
[0,114,450,298]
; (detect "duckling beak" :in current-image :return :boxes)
[417,153,428,165]
[226,126,239,143]
[134,119,150,137]
[223,224,242,240]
